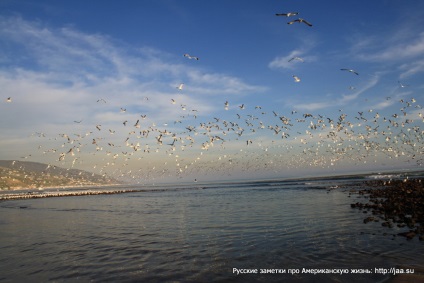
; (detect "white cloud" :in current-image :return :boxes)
[269,49,304,70]
[399,59,424,79]
[353,29,424,63]
[268,36,317,70]
[186,70,267,95]
[370,100,395,111]
[294,74,381,111]
[295,101,331,111]
[0,16,271,172]
[268,50,317,70]
[0,16,264,129]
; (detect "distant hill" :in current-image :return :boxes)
[0,160,121,190]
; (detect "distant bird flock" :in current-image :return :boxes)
[2,8,423,183]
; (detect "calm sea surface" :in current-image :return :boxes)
[1,177,423,282]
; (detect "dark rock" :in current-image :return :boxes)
[398,231,416,240]
[364,216,375,224]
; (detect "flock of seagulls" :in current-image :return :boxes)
[276,11,313,26]
[2,8,423,183]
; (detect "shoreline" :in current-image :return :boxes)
[0,182,125,191]
[350,178,424,241]
[3,177,424,242]
[0,186,139,201]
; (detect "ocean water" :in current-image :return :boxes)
[0,177,423,282]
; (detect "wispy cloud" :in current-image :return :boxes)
[0,16,265,131]
[294,101,330,111]
[268,37,317,70]
[355,32,424,62]
[186,70,267,95]
[269,49,304,70]
[294,73,381,111]
[346,12,424,68]
[369,99,395,111]
[399,59,424,79]
[268,50,318,70]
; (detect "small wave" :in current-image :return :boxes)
[366,174,402,180]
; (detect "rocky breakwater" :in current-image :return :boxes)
[350,178,424,241]
[0,189,140,201]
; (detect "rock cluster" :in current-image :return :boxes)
[350,178,424,241]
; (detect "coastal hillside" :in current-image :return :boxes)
[0,160,120,190]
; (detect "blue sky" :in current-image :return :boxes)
[0,1,423,183]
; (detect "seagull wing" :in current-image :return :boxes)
[289,57,304,62]
[301,19,313,26]
[341,69,359,75]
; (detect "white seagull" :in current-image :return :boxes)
[177,83,184,90]
[398,81,409,88]
[276,12,299,17]
[6,97,12,102]
[340,68,359,75]
[183,54,199,60]
[293,75,301,82]
[288,18,312,27]
[288,56,304,63]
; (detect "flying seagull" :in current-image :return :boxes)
[224,101,229,110]
[183,54,199,60]
[293,75,301,82]
[276,12,299,17]
[6,97,12,102]
[287,18,312,27]
[177,83,184,90]
[288,56,304,63]
[398,81,409,88]
[340,68,359,75]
